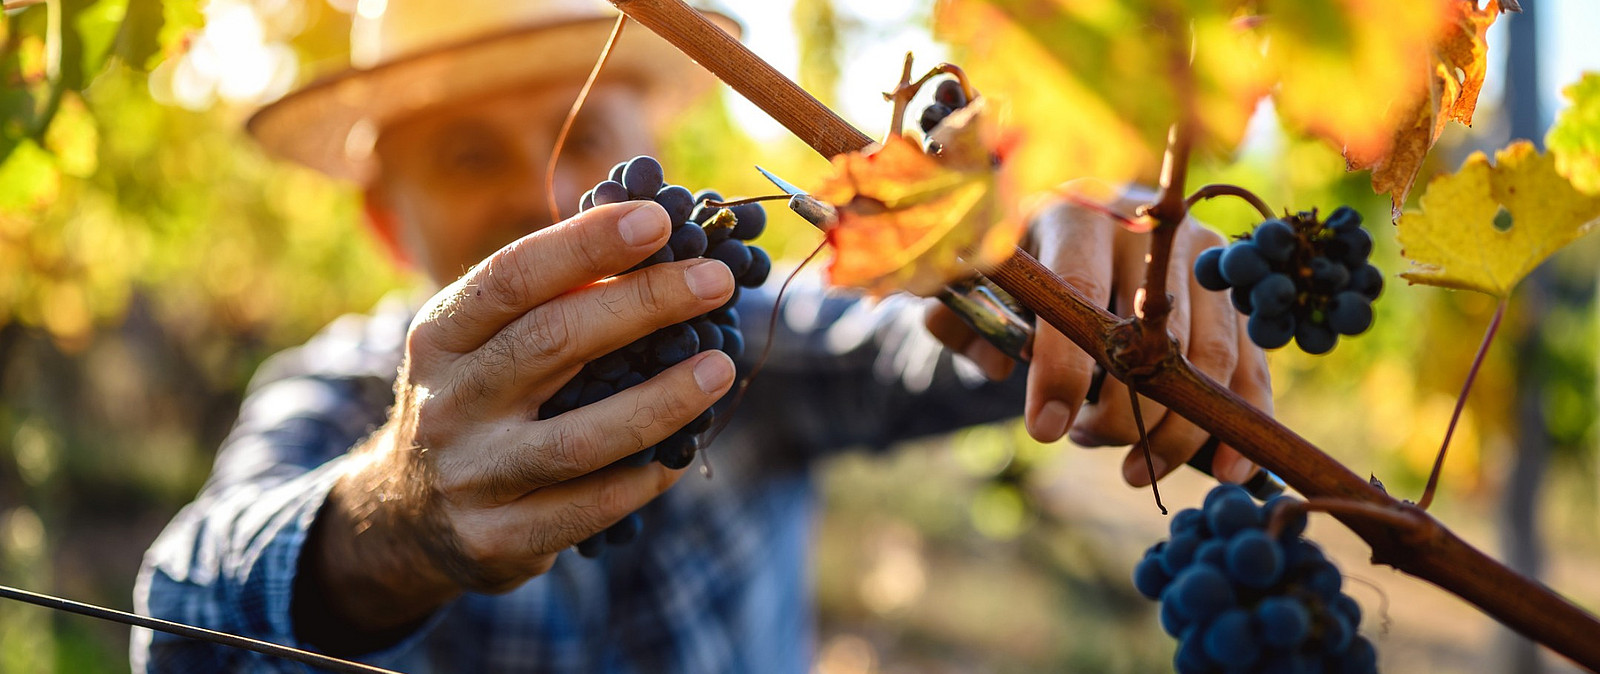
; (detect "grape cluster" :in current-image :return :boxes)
[541,155,771,557]
[919,78,969,151]
[1134,485,1378,674]
[1193,207,1382,355]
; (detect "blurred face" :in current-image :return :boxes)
[368,80,655,284]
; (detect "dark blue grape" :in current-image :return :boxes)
[934,79,968,109]
[1171,508,1206,537]
[1225,529,1284,589]
[1221,242,1271,287]
[1160,596,1188,637]
[1194,247,1230,291]
[1306,561,1344,599]
[1174,628,1215,674]
[1256,596,1311,649]
[1308,257,1349,293]
[1327,292,1372,336]
[605,512,642,545]
[576,534,605,558]
[588,353,630,382]
[579,189,595,212]
[1326,206,1362,232]
[693,189,723,205]
[1337,636,1378,674]
[652,323,700,367]
[718,324,744,358]
[1204,490,1259,538]
[687,408,714,434]
[1169,565,1236,622]
[1259,652,1313,674]
[1295,319,1337,355]
[709,239,753,278]
[730,203,767,240]
[1265,495,1308,540]
[669,221,709,259]
[1251,273,1297,316]
[622,155,664,199]
[1334,227,1373,267]
[592,180,629,206]
[1134,553,1173,599]
[1194,540,1227,570]
[1254,219,1297,263]
[620,447,655,467]
[1284,539,1326,570]
[1161,532,1203,576]
[717,288,741,313]
[692,319,723,352]
[920,103,953,133]
[655,430,697,469]
[655,185,695,227]
[630,244,674,272]
[690,203,720,225]
[710,307,740,327]
[1232,285,1255,315]
[543,376,585,417]
[1201,608,1261,669]
[1350,263,1384,301]
[615,371,645,390]
[1248,312,1296,350]
[741,246,771,287]
[1319,612,1354,654]
[608,161,628,183]
[1333,594,1363,628]
[578,380,616,406]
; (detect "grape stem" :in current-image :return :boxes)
[1266,498,1429,542]
[1127,382,1168,514]
[608,0,1600,667]
[545,14,628,226]
[1417,298,1507,511]
[1184,183,1277,221]
[705,194,793,208]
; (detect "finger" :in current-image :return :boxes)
[1025,200,1114,442]
[1213,314,1271,484]
[456,258,734,409]
[414,201,672,354]
[452,350,736,501]
[924,301,1016,380]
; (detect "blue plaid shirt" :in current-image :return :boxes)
[133,278,1025,673]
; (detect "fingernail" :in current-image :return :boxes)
[1032,400,1072,442]
[618,203,666,247]
[693,354,735,393]
[685,261,733,300]
[1225,456,1256,484]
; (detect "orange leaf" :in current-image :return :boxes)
[813,102,1022,296]
[1345,0,1503,214]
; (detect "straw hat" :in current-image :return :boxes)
[247,0,738,183]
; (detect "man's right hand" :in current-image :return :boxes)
[294,201,737,652]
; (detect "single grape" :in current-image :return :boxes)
[1326,205,1362,232]
[1160,597,1187,637]
[1327,292,1373,335]
[576,534,605,558]
[1350,263,1384,301]
[543,377,584,417]
[588,352,630,382]
[687,408,714,434]
[1264,495,1308,540]
[1306,561,1344,600]
[692,319,724,352]
[619,447,655,467]
[1337,636,1378,674]
[1220,242,1271,287]
[651,323,701,366]
[669,221,709,259]
[1319,611,1354,654]
[592,180,630,206]
[655,185,695,228]
[608,160,628,183]
[693,189,723,205]
[655,430,698,469]
[1194,247,1230,291]
[1134,552,1172,599]
[1231,285,1255,315]
[1201,608,1261,669]
[1308,257,1350,293]
[1334,227,1373,267]
[1253,219,1297,263]
[1174,628,1215,674]
[615,371,645,390]
[710,307,740,328]
[578,380,616,407]
[605,512,642,545]
[1194,539,1227,570]
[719,324,745,358]
[622,155,665,199]
[1248,311,1296,349]
[1205,491,1260,539]
[920,103,953,133]
[1168,565,1236,623]
[709,239,753,278]
[1225,529,1284,589]
[741,246,772,287]
[1171,508,1206,537]
[579,189,595,212]
[1333,594,1363,628]
[1251,273,1297,317]
[934,78,968,109]
[1295,319,1337,355]
[1255,596,1311,649]
[1161,532,1203,576]
[730,203,767,240]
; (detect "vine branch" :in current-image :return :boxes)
[1185,183,1277,221]
[606,0,1600,669]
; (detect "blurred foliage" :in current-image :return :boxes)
[0,0,1597,672]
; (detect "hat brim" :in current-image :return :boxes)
[247,12,738,183]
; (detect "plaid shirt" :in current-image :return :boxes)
[133,277,1025,673]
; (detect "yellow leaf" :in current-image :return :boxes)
[1396,141,1600,297]
[813,110,1021,296]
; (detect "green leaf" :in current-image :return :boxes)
[72,0,128,84]
[0,139,61,211]
[112,0,165,71]
[1396,141,1600,297]
[1547,72,1600,195]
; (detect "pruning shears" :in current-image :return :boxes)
[754,166,1284,500]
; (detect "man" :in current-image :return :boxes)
[133,0,1270,671]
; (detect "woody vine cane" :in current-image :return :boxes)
[602,0,1600,669]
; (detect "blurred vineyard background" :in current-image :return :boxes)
[2,0,1599,672]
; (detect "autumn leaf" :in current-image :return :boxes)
[812,105,1021,296]
[1344,0,1502,214]
[1395,141,1600,297]
[1547,72,1600,195]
